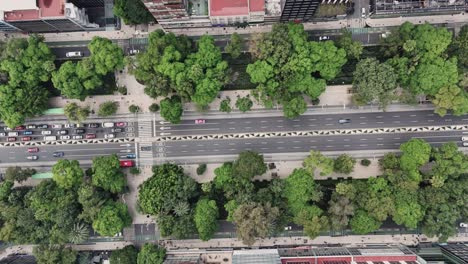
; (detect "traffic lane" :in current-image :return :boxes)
[160,131,465,157]
[51,46,90,60]
[0,143,135,164]
[155,110,468,136]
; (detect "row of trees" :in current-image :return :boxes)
[353,23,468,116]
[138,141,467,245]
[32,243,165,264]
[0,154,131,246]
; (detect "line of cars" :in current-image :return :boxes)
[0,122,131,142]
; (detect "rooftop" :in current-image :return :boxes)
[0,0,38,11]
[3,0,64,21]
[210,0,249,16]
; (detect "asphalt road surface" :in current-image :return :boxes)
[154,110,468,137]
[0,142,136,164]
[157,130,466,159]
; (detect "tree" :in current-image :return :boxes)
[138,164,198,216]
[432,84,468,117]
[160,96,183,124]
[399,138,431,181]
[33,245,77,264]
[52,159,84,189]
[0,35,54,127]
[219,98,232,113]
[137,244,166,264]
[98,101,118,117]
[379,153,400,171]
[235,96,253,112]
[284,168,322,216]
[52,62,87,99]
[336,29,363,60]
[91,154,126,193]
[194,199,219,241]
[408,57,459,96]
[129,104,140,113]
[303,150,334,176]
[92,201,132,237]
[283,96,307,119]
[109,245,138,264]
[429,142,468,187]
[333,154,356,174]
[68,222,89,244]
[232,151,267,179]
[352,58,398,109]
[213,162,254,203]
[392,190,423,229]
[328,193,354,230]
[233,202,280,246]
[196,164,207,175]
[113,0,154,25]
[225,33,242,59]
[4,166,35,182]
[449,24,468,70]
[360,159,371,166]
[64,103,90,123]
[247,23,346,115]
[77,183,109,224]
[88,37,125,75]
[350,210,381,234]
[149,103,160,112]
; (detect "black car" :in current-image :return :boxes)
[87,123,99,128]
[74,129,86,134]
[37,124,48,129]
[53,152,64,158]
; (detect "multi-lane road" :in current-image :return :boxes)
[0,109,467,167]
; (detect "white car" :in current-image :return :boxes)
[319,36,330,41]
[60,135,71,140]
[64,124,76,128]
[73,135,83,140]
[0,133,5,137]
[105,133,115,139]
[460,223,468,228]
[129,49,140,55]
[463,142,468,147]
[66,51,82,57]
[52,124,63,129]
[102,122,114,128]
[462,136,468,141]
[41,130,52,135]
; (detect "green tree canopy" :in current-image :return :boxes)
[350,210,381,234]
[336,29,363,60]
[194,199,219,241]
[98,101,118,117]
[109,245,138,264]
[235,96,253,112]
[232,151,267,179]
[91,154,126,193]
[352,58,398,109]
[77,183,109,224]
[33,245,77,264]
[333,154,356,174]
[160,96,183,124]
[92,201,132,237]
[225,32,242,59]
[52,159,84,189]
[449,24,468,70]
[284,168,322,216]
[283,96,307,118]
[429,142,468,187]
[137,243,166,264]
[113,0,154,25]
[399,138,431,181]
[432,84,468,117]
[4,166,36,182]
[303,150,334,176]
[64,103,90,123]
[88,36,125,75]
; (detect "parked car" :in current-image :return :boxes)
[119,160,134,167]
[44,136,57,141]
[129,49,140,55]
[23,131,33,135]
[463,142,468,147]
[44,129,54,134]
[52,124,63,129]
[460,223,468,228]
[7,137,16,142]
[65,51,82,57]
[60,135,71,140]
[53,152,64,158]
[21,136,32,141]
[57,130,68,135]
[7,132,18,137]
[26,124,36,129]
[27,147,39,153]
[126,154,136,159]
[85,133,96,139]
[115,122,127,127]
[64,124,76,128]
[0,133,5,137]
[111,128,123,133]
[104,133,115,139]
[87,123,99,128]
[195,119,205,124]
[319,36,330,41]
[102,122,114,128]
[37,124,48,129]
[462,136,468,141]
[14,125,25,130]
[74,129,85,134]
[27,155,38,160]
[73,135,83,140]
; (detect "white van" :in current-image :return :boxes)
[102,122,114,128]
[7,132,18,137]
[44,136,57,141]
[66,51,82,57]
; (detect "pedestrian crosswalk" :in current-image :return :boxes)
[138,142,154,166]
[137,119,153,138]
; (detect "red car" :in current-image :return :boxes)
[119,160,134,167]
[115,122,127,127]
[22,136,32,141]
[27,147,39,153]
[15,125,25,130]
[7,137,16,142]
[195,119,205,124]
[85,133,96,139]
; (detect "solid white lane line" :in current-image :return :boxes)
[169,128,220,132]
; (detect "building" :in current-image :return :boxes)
[0,0,100,33]
[162,244,423,264]
[209,0,265,25]
[280,0,321,22]
[372,0,468,16]
[439,243,468,264]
